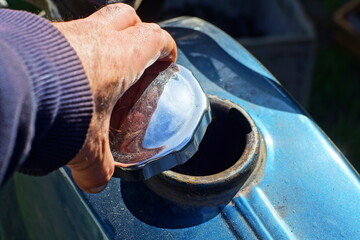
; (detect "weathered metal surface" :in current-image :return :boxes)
[145,95,264,206]
[1,16,359,240]
[82,17,360,239]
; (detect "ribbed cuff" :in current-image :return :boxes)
[0,9,93,174]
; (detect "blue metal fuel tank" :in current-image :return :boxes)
[1,17,359,239]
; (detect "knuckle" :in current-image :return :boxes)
[137,22,161,33]
[136,23,163,44]
[121,3,137,16]
[145,22,162,33]
[105,4,121,14]
[102,3,136,17]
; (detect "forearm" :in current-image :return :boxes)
[0,4,177,193]
[0,9,93,185]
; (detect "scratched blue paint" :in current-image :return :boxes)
[83,17,360,239]
[80,18,360,239]
[1,17,359,239]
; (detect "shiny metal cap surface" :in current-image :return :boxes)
[110,63,211,181]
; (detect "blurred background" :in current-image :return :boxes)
[302,0,360,171]
[138,0,360,171]
[2,0,359,171]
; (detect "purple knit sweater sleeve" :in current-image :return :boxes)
[0,9,93,185]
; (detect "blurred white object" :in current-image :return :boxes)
[0,0,8,8]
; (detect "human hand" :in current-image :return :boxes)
[53,3,177,193]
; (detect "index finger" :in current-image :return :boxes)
[118,22,177,71]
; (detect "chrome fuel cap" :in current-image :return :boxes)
[110,63,211,181]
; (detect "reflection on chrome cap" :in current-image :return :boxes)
[111,63,211,181]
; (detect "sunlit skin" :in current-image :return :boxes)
[53,3,177,193]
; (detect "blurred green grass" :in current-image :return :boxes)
[308,0,360,171]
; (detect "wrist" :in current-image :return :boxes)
[0,9,94,174]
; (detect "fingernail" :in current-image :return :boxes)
[89,184,107,193]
